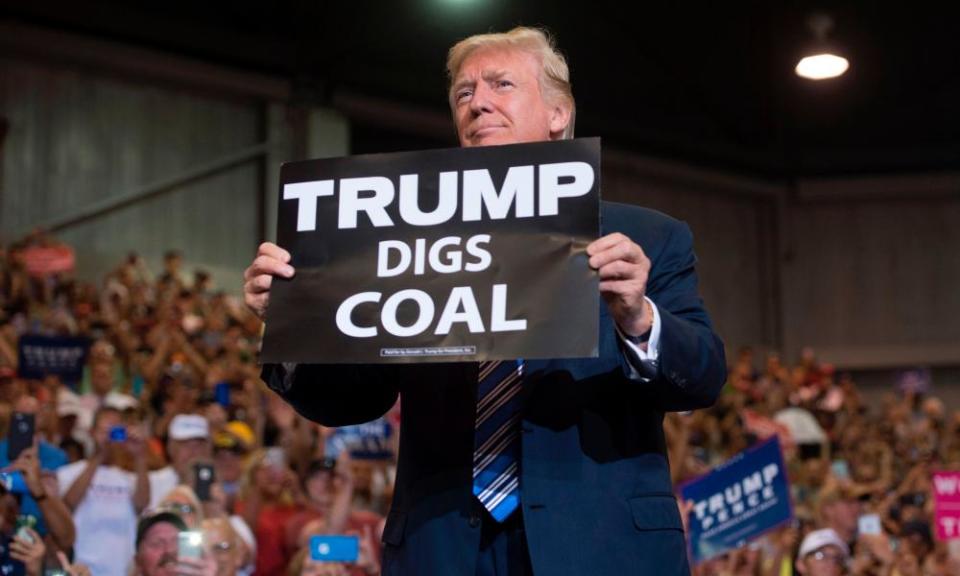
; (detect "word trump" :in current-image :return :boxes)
[692,463,781,531]
[21,344,86,368]
[283,161,594,231]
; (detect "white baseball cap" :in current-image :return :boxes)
[798,528,850,560]
[168,414,210,441]
[104,392,139,411]
[56,394,84,418]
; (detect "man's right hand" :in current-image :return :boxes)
[243,242,295,319]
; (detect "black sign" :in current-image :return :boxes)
[17,335,89,383]
[261,138,601,364]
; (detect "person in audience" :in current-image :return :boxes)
[200,517,243,576]
[285,456,355,554]
[795,528,849,576]
[58,406,149,576]
[150,414,213,509]
[236,448,301,576]
[133,510,186,576]
[75,341,138,433]
[0,394,75,552]
[0,525,45,576]
[159,485,204,531]
[286,524,380,576]
[816,484,862,547]
[212,421,254,512]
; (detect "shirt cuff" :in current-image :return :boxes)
[615,297,661,381]
[279,362,298,393]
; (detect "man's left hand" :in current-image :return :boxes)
[587,233,653,338]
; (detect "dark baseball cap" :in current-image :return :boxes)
[136,511,188,548]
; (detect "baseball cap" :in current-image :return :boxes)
[56,393,84,418]
[104,392,139,411]
[224,421,255,446]
[798,528,850,560]
[168,414,209,441]
[214,421,255,453]
[136,511,188,548]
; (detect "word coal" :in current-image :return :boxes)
[336,284,525,338]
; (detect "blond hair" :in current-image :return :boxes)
[157,484,205,530]
[446,26,576,140]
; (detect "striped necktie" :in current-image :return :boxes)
[472,359,523,522]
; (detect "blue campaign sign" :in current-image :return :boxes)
[325,418,394,460]
[680,436,793,564]
[17,335,90,384]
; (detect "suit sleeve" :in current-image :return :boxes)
[638,221,727,411]
[261,363,400,427]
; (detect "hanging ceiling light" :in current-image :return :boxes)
[795,13,849,80]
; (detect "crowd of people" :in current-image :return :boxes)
[1,233,392,575]
[0,232,957,575]
[671,350,960,575]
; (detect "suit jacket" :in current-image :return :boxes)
[262,202,726,576]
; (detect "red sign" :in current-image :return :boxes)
[932,471,960,540]
[20,245,75,277]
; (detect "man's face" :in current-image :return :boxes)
[452,48,568,148]
[824,499,860,538]
[204,524,240,576]
[214,448,244,483]
[91,361,114,395]
[136,523,180,576]
[305,471,334,510]
[169,437,211,474]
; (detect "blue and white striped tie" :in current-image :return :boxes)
[472,359,523,522]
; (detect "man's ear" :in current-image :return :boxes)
[548,102,572,139]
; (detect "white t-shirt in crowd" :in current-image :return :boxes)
[148,465,180,509]
[57,461,138,576]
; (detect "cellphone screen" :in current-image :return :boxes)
[214,382,231,408]
[858,513,882,535]
[309,535,359,563]
[7,413,35,461]
[830,460,850,479]
[194,463,215,502]
[178,532,204,559]
[109,426,127,442]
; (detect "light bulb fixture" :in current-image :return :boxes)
[795,13,849,81]
[795,53,849,80]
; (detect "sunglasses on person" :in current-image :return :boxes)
[209,540,234,556]
[807,550,845,565]
[158,502,197,516]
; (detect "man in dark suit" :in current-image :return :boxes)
[245,26,725,576]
